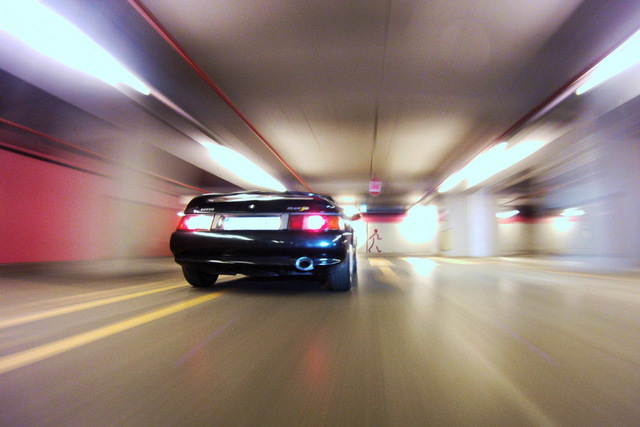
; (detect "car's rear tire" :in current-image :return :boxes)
[327,251,353,292]
[182,267,218,288]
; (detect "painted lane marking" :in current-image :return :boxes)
[438,258,476,265]
[0,283,187,329]
[369,258,393,267]
[378,266,402,283]
[0,291,225,375]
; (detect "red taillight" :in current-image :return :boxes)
[177,214,214,231]
[288,214,344,231]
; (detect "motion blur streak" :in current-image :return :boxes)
[0,283,185,329]
[125,0,312,191]
[174,320,235,367]
[0,291,225,375]
[200,141,286,192]
[576,28,640,94]
[2,257,640,425]
[0,0,149,94]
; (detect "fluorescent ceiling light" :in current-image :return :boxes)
[552,217,573,232]
[496,210,519,219]
[465,143,508,187]
[342,205,360,217]
[201,142,286,192]
[506,140,546,165]
[0,0,150,95]
[336,195,356,204]
[438,170,464,193]
[576,29,640,95]
[561,208,585,217]
[438,140,546,193]
[400,205,438,243]
[439,145,507,193]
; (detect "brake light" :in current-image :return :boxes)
[177,214,214,231]
[288,214,344,231]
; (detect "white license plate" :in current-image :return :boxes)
[223,216,282,230]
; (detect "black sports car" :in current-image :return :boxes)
[170,191,358,291]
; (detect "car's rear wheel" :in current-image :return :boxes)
[327,250,353,291]
[182,267,218,288]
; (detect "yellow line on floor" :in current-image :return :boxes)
[369,258,393,267]
[0,291,225,375]
[378,266,402,283]
[0,283,187,329]
[438,258,475,265]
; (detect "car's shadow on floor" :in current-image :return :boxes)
[192,276,327,295]
[189,274,358,295]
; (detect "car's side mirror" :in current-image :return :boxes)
[349,213,362,221]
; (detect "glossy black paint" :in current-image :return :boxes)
[170,229,352,276]
[170,192,356,283]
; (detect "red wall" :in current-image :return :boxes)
[0,149,183,263]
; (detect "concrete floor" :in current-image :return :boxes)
[1,256,639,426]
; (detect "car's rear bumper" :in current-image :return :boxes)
[170,230,353,276]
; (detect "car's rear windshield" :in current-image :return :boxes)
[186,192,340,214]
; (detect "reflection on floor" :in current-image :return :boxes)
[1,256,640,426]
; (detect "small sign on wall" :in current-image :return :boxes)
[367,228,383,253]
[369,178,382,197]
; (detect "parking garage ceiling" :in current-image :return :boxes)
[2,0,640,211]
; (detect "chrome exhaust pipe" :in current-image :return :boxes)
[295,257,314,271]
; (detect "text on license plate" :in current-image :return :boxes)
[223,216,282,230]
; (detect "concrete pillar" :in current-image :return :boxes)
[589,133,640,267]
[544,131,640,269]
[468,189,497,257]
[440,190,497,257]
